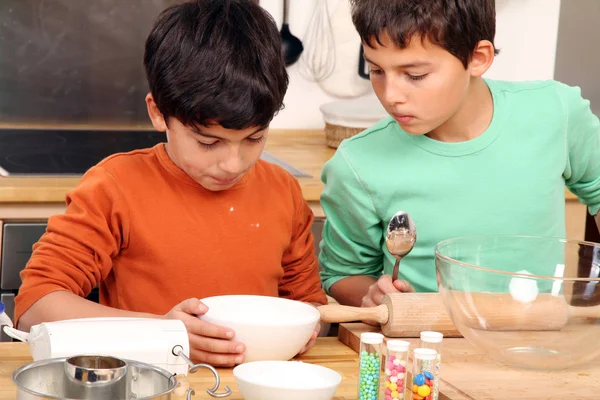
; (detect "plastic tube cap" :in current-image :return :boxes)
[387,340,410,352]
[420,331,444,343]
[414,348,437,361]
[360,332,384,344]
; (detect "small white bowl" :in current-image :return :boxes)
[233,360,342,400]
[198,295,320,362]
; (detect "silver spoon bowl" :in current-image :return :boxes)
[386,211,417,281]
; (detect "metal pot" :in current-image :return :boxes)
[13,355,231,399]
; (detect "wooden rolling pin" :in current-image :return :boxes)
[318,293,461,337]
[318,292,600,337]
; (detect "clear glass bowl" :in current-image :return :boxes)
[435,234,600,370]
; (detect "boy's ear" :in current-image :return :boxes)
[469,40,495,77]
[145,93,168,132]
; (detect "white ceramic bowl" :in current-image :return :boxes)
[198,295,320,362]
[233,360,341,400]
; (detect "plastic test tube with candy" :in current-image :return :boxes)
[358,332,384,400]
[411,348,437,400]
[419,331,443,400]
[384,339,410,400]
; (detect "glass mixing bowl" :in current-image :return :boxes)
[435,234,600,370]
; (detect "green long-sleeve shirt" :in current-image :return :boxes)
[319,79,600,293]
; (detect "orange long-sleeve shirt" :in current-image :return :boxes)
[14,144,326,324]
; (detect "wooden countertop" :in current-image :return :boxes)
[0,129,336,204]
[1,338,358,399]
[338,323,600,400]
[3,329,599,399]
[0,127,579,205]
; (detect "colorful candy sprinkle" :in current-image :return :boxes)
[384,353,407,400]
[413,371,437,400]
[359,351,381,400]
[413,373,425,386]
[418,385,431,397]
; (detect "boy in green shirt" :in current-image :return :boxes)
[319,0,600,308]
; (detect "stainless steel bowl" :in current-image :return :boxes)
[14,356,185,400]
[65,355,127,385]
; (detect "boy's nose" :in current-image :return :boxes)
[219,154,244,176]
[383,79,408,105]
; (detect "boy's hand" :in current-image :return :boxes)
[297,301,324,355]
[361,275,415,325]
[297,321,321,355]
[164,298,245,367]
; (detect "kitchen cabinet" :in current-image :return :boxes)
[1,223,47,291]
[0,221,101,341]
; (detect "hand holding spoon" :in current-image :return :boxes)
[386,211,417,281]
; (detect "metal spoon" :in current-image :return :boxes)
[386,211,417,281]
[280,0,303,66]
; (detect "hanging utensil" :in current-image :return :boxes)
[358,46,370,79]
[280,0,303,66]
[298,0,335,82]
[314,0,371,97]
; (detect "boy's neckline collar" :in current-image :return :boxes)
[154,143,253,191]
[405,79,506,157]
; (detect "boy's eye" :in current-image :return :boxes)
[247,136,265,144]
[369,68,383,76]
[408,73,428,81]
[198,141,218,149]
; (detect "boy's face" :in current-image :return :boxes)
[362,33,474,136]
[146,95,267,192]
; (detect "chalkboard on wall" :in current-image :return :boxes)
[0,0,174,125]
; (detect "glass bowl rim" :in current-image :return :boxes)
[434,233,600,282]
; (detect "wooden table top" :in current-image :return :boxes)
[0,338,361,399]
[3,330,599,399]
[339,323,600,400]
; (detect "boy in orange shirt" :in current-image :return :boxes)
[14,0,327,367]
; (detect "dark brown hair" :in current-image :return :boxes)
[144,0,288,130]
[350,0,499,68]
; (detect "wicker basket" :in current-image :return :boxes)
[324,123,365,149]
[320,96,387,149]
